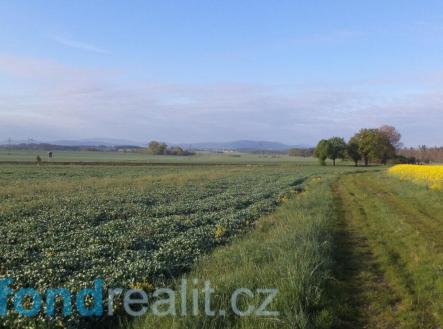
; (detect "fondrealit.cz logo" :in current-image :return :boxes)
[0,277,279,318]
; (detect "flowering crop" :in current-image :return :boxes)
[388,164,443,190]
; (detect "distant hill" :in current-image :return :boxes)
[1,138,311,152]
[0,138,145,147]
[179,140,308,151]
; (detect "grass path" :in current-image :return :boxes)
[334,172,443,329]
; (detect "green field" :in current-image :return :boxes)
[0,148,310,164]
[333,172,443,328]
[1,151,442,329]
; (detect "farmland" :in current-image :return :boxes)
[1,163,304,295]
[132,167,443,329]
[334,172,443,328]
[389,164,443,190]
[0,148,307,164]
[0,157,358,328]
[1,153,443,329]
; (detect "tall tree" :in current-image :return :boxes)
[347,141,361,166]
[351,128,396,166]
[378,125,401,164]
[314,139,331,166]
[351,129,380,166]
[379,125,402,148]
[147,141,167,155]
[327,137,347,166]
[376,132,396,165]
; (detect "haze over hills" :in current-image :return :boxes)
[52,138,145,147]
[0,138,144,147]
[53,139,310,151]
[0,138,310,151]
[178,140,309,151]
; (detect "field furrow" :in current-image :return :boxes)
[0,164,314,328]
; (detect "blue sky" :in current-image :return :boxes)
[1,1,442,146]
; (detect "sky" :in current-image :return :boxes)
[0,0,442,146]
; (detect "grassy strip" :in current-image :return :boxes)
[335,172,443,328]
[130,177,338,329]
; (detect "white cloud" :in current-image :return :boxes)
[0,55,442,145]
[52,36,110,54]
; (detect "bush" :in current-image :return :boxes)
[388,155,416,165]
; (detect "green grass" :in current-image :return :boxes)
[7,154,417,329]
[131,177,339,329]
[333,172,443,328]
[0,160,372,328]
[0,148,315,164]
[128,168,443,329]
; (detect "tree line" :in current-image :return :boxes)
[147,141,194,156]
[288,147,315,157]
[398,146,443,164]
[314,125,401,166]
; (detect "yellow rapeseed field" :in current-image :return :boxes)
[388,164,443,191]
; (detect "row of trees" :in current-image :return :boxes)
[315,125,401,166]
[288,147,315,157]
[147,141,194,156]
[399,146,443,164]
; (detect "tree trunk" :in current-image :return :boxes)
[333,158,336,166]
[364,156,369,167]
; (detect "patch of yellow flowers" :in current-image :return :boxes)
[214,224,226,240]
[388,164,443,191]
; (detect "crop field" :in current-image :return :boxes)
[1,159,357,328]
[1,164,301,292]
[0,148,308,164]
[132,175,339,329]
[2,153,443,329]
[389,164,443,190]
